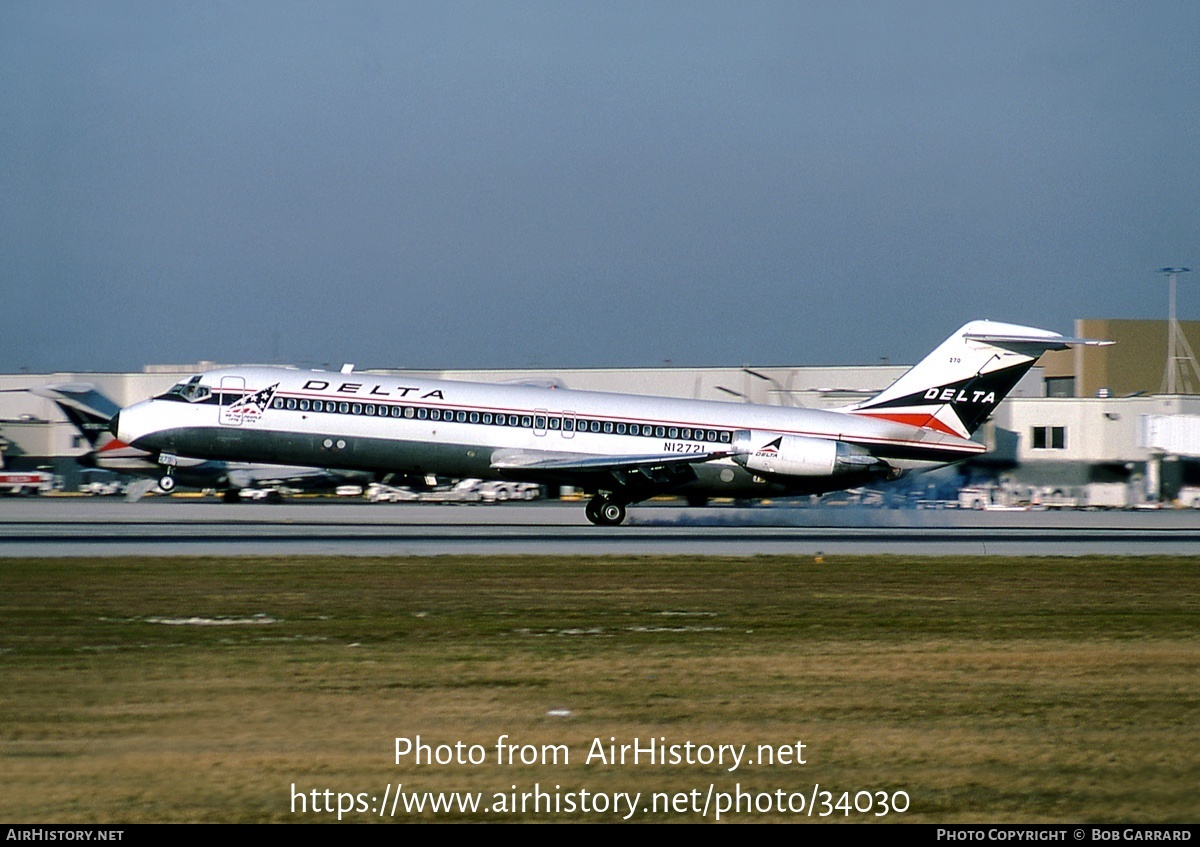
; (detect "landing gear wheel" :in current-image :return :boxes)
[222,489,240,504]
[586,495,627,526]
[599,500,626,526]
[157,475,176,493]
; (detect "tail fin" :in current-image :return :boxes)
[29,383,121,448]
[846,320,1110,438]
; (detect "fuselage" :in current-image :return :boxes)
[113,366,984,499]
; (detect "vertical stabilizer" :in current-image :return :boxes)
[846,321,1107,437]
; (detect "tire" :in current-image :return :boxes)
[158,475,176,493]
[598,500,626,526]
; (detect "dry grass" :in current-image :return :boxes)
[0,555,1196,822]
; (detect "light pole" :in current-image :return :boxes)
[1158,267,1198,394]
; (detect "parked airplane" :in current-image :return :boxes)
[32,383,371,501]
[110,321,1106,524]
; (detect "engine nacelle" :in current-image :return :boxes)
[732,430,883,477]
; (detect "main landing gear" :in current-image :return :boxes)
[157,474,176,493]
[585,495,627,526]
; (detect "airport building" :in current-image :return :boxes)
[2,319,1199,502]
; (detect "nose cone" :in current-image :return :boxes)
[107,412,120,438]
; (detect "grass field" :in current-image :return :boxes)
[0,555,1196,822]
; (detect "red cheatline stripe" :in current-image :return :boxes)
[852,411,963,437]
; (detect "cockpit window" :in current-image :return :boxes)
[161,375,209,402]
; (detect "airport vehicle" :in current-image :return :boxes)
[365,483,422,503]
[110,321,1106,524]
[32,383,371,502]
[478,480,542,502]
[0,437,55,494]
[0,468,55,495]
[1082,482,1132,510]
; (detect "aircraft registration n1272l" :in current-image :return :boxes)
[111,321,1107,525]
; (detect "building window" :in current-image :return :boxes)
[1045,376,1075,398]
[1031,426,1066,449]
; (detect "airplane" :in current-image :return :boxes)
[109,320,1108,524]
[31,383,372,502]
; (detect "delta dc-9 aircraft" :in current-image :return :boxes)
[110,321,1105,525]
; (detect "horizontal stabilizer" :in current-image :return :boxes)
[962,332,1112,350]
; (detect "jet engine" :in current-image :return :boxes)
[732,430,885,478]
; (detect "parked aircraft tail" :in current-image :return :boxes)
[29,384,121,448]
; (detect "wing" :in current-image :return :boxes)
[226,465,345,489]
[490,447,733,494]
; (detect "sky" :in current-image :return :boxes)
[2,1,1198,373]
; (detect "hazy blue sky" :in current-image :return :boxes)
[3,1,1197,372]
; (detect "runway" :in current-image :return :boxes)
[1,497,1198,556]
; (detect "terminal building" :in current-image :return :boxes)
[3,318,1199,503]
